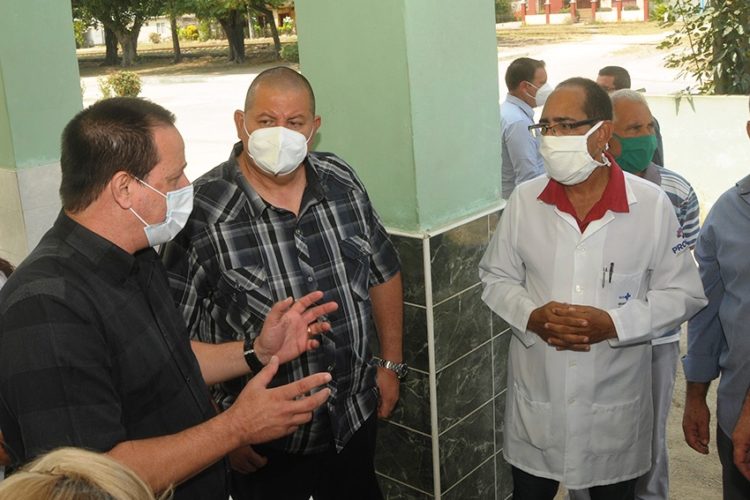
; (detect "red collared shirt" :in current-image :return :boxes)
[538,153,629,232]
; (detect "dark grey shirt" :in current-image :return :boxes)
[0,213,228,500]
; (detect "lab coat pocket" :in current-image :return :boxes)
[510,384,552,450]
[599,270,646,310]
[590,397,640,455]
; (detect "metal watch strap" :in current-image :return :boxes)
[373,356,408,380]
[243,337,264,375]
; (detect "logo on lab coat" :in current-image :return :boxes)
[618,292,632,306]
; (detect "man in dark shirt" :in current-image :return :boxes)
[0,97,336,499]
[161,67,404,499]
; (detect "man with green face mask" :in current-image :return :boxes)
[610,89,700,500]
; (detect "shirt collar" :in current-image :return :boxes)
[505,94,535,120]
[641,162,662,186]
[737,174,750,196]
[56,211,140,284]
[229,141,326,220]
[538,153,629,232]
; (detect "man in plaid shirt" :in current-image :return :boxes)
[162,67,404,500]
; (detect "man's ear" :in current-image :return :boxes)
[234,110,246,141]
[597,121,614,148]
[110,171,135,210]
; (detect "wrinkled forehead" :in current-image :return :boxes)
[541,86,586,121]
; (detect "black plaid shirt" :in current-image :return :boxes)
[0,213,228,500]
[161,144,400,454]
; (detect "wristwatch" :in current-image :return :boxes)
[243,337,264,375]
[372,357,409,380]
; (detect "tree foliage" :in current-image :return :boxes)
[658,0,750,94]
[76,0,161,66]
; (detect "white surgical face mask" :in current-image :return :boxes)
[540,121,608,186]
[244,122,313,176]
[130,178,194,247]
[525,82,553,108]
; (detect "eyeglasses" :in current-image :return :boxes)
[528,118,602,138]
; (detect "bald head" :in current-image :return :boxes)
[244,66,316,115]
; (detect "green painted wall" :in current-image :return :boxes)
[0,0,82,170]
[296,0,502,232]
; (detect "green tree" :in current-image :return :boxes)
[658,0,750,94]
[194,0,248,63]
[162,0,195,63]
[194,0,285,63]
[78,0,162,66]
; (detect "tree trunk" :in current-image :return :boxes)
[103,26,119,66]
[115,29,137,67]
[170,10,182,63]
[218,10,246,64]
[257,6,281,59]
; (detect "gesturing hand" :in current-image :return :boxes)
[229,356,332,445]
[255,291,338,365]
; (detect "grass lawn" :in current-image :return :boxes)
[79,22,672,78]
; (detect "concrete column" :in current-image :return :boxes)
[295,1,509,498]
[0,0,82,264]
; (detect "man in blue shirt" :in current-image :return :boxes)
[683,100,750,499]
[500,57,550,199]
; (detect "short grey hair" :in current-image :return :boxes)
[610,89,649,107]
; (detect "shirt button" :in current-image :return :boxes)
[327,363,336,372]
[307,276,314,282]
[577,246,586,253]
[295,229,302,237]
[569,360,577,368]
[575,285,582,293]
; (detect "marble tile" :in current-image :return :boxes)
[378,475,433,499]
[436,343,492,432]
[391,234,426,306]
[429,216,489,304]
[439,401,495,492]
[441,456,495,500]
[495,452,513,500]
[376,420,433,493]
[387,368,430,435]
[433,285,492,371]
[491,311,510,337]
[404,303,429,372]
[493,331,511,396]
[494,392,506,454]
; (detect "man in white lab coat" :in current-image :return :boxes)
[480,77,707,500]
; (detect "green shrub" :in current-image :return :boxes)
[280,43,299,63]
[149,32,161,44]
[178,25,199,41]
[198,20,212,41]
[98,71,142,99]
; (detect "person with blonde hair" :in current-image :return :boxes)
[0,447,168,500]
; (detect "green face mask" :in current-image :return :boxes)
[614,134,658,173]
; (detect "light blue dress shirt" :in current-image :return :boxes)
[684,174,750,436]
[500,95,545,199]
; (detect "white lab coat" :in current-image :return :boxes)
[479,172,707,489]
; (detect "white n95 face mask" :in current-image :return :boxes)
[245,125,312,176]
[525,82,553,108]
[540,121,608,186]
[130,179,194,247]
